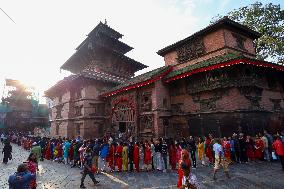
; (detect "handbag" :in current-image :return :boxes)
[9,154,12,160]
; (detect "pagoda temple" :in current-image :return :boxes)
[46,17,284,139]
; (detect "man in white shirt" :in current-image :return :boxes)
[213,138,230,180]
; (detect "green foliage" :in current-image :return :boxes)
[213,2,284,64]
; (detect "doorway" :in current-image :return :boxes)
[119,122,126,133]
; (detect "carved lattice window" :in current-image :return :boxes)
[232,33,246,50]
[176,37,205,63]
[56,105,63,119]
[239,86,263,109]
[140,114,153,130]
[200,100,216,112]
[75,123,82,135]
[74,106,83,116]
[140,92,152,112]
[74,88,82,99]
[113,102,135,122]
[89,103,105,116]
[171,103,184,113]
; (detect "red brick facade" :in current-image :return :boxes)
[46,18,284,139]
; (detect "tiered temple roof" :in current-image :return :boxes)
[61,22,147,74]
[45,69,126,97]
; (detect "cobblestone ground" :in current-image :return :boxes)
[1,144,284,189]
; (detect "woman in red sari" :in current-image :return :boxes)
[144,141,152,171]
[133,142,140,172]
[222,137,231,163]
[254,135,264,160]
[108,143,115,171]
[115,142,123,172]
[68,141,74,163]
[177,149,191,189]
[205,136,213,164]
[169,141,177,170]
[44,141,52,160]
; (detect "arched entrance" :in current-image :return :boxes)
[112,100,135,139]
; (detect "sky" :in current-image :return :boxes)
[0,0,283,103]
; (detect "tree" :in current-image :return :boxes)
[213,2,284,64]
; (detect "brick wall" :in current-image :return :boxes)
[162,28,257,69]
[204,29,226,53]
[164,29,226,67]
[223,29,256,55]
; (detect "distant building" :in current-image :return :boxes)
[46,18,284,139]
[1,79,49,131]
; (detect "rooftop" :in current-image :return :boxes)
[61,21,147,73]
[157,17,261,56]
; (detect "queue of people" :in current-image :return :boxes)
[1,130,284,189]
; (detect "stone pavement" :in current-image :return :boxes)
[1,144,284,189]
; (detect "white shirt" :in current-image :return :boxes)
[213,143,224,157]
[262,136,268,148]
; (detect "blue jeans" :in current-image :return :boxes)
[264,148,270,161]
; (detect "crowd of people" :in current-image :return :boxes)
[1,130,284,189]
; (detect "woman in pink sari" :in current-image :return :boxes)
[79,141,87,168]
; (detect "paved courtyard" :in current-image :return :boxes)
[1,144,284,189]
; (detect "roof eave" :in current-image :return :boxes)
[165,58,284,83]
[101,66,172,98]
